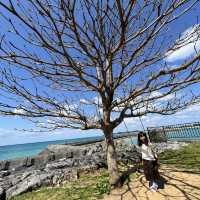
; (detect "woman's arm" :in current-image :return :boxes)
[148,143,158,159]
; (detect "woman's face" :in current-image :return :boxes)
[140,135,146,141]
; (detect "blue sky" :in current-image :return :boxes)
[0,1,200,146]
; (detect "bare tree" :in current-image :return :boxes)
[0,0,200,186]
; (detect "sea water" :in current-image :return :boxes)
[0,136,103,161]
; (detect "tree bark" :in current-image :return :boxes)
[105,131,121,187]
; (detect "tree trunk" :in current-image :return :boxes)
[105,131,121,187]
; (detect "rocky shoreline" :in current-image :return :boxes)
[0,139,188,200]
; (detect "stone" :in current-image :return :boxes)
[152,141,188,153]
[0,171,10,178]
[0,179,12,191]
[0,161,9,171]
[0,187,5,200]
[6,172,54,199]
[51,169,78,186]
[45,159,74,170]
[25,157,35,167]
[4,168,79,199]
[33,154,55,169]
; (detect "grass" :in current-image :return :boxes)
[159,142,200,172]
[11,142,200,200]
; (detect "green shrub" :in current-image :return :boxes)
[96,178,110,195]
[148,129,167,143]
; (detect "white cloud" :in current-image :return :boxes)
[165,24,200,63]
[53,103,78,117]
[80,97,102,106]
[149,91,174,102]
[13,108,27,115]
[80,99,90,104]
[93,96,102,105]
[115,102,200,132]
[176,103,200,114]
[124,117,138,125]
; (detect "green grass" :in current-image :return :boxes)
[11,169,110,200]
[159,142,200,172]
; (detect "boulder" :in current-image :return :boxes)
[0,187,5,200]
[153,141,188,153]
[6,171,54,199]
[0,161,9,171]
[52,168,78,186]
[0,171,10,178]
[5,168,78,199]
[33,154,55,169]
[45,159,74,170]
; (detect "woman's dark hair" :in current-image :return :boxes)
[137,131,149,146]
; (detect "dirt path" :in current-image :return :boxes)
[103,167,200,200]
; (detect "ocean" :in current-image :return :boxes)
[0,136,105,161]
[0,136,139,161]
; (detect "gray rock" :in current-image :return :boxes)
[52,168,78,186]
[0,171,10,178]
[25,157,35,167]
[0,179,12,191]
[6,172,54,199]
[0,187,5,200]
[8,171,32,186]
[153,141,188,153]
[0,161,9,171]
[10,175,23,186]
[33,154,55,169]
[5,168,78,199]
[45,160,74,170]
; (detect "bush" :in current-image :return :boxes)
[96,178,110,195]
[148,129,167,143]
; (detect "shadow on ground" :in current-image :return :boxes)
[103,166,200,200]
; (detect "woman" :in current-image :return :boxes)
[138,131,160,192]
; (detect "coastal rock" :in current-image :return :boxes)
[117,145,141,165]
[45,159,74,170]
[0,179,12,192]
[0,157,35,173]
[39,145,77,160]
[0,187,5,200]
[25,157,35,167]
[0,161,9,171]
[5,168,78,199]
[51,168,78,186]
[153,141,188,154]
[33,154,55,169]
[6,171,54,199]
[0,141,106,174]
[0,171,10,178]
[9,171,32,186]
[9,158,30,171]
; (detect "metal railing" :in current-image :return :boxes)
[113,130,139,138]
[147,122,200,142]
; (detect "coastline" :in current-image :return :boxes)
[0,138,189,200]
[0,135,138,161]
[0,138,138,199]
[0,136,104,161]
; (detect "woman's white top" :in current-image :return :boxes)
[141,143,156,161]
